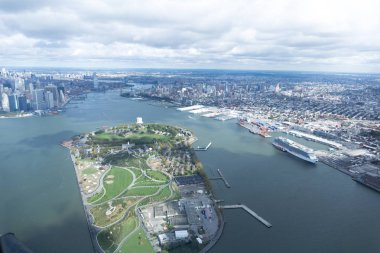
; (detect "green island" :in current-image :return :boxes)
[63,121,221,253]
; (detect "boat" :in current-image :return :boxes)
[272,137,318,163]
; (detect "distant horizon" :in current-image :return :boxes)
[3,65,380,75]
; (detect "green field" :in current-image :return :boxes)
[82,167,98,174]
[146,170,169,181]
[119,228,155,253]
[123,186,160,197]
[93,131,170,145]
[145,185,172,204]
[94,167,134,204]
[90,197,139,227]
[97,215,138,253]
[87,189,105,203]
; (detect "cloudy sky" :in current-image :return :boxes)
[1,0,380,72]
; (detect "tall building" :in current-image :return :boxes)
[0,67,7,77]
[57,86,65,104]
[45,91,55,109]
[1,93,10,112]
[8,94,19,112]
[93,72,99,89]
[45,84,59,107]
[18,96,28,111]
[275,83,281,93]
[28,83,34,94]
[33,89,46,110]
[15,78,25,92]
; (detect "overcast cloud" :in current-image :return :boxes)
[0,0,380,72]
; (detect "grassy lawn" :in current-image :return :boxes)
[123,187,160,197]
[90,197,139,227]
[95,133,126,141]
[134,179,167,187]
[96,167,134,203]
[126,133,169,144]
[146,170,169,181]
[138,186,172,207]
[120,228,155,253]
[127,167,142,178]
[150,185,171,202]
[97,215,138,253]
[87,189,104,203]
[82,167,98,175]
[134,174,167,186]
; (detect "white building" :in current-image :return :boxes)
[174,230,189,239]
[46,91,55,109]
[136,117,143,125]
[1,93,10,112]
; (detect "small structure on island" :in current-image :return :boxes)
[175,230,189,239]
[136,117,143,125]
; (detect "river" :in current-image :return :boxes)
[1,90,380,253]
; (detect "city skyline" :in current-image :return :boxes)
[1,0,380,73]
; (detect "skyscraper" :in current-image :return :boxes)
[15,78,25,92]
[8,94,19,112]
[93,72,99,89]
[33,89,46,110]
[46,91,55,109]
[45,84,59,107]
[1,93,10,112]
[18,96,28,111]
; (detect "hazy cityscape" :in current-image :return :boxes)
[1,0,380,253]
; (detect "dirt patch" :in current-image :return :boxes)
[105,180,114,184]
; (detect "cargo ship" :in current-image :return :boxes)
[272,137,318,163]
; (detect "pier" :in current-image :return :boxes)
[209,169,231,188]
[194,142,212,151]
[220,204,272,228]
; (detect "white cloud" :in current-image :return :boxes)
[0,0,379,72]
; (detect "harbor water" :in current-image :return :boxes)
[1,90,380,253]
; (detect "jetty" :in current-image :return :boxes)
[194,142,212,151]
[220,204,272,228]
[209,169,231,188]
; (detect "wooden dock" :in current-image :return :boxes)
[209,169,231,188]
[220,204,272,228]
[194,142,212,151]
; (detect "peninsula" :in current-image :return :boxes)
[63,120,221,253]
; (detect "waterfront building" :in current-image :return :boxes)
[45,84,59,107]
[58,86,65,104]
[1,93,10,112]
[8,94,19,112]
[46,91,55,109]
[33,89,46,110]
[18,96,28,111]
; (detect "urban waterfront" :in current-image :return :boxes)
[1,90,380,253]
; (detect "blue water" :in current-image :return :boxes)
[1,90,380,253]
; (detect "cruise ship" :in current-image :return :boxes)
[272,137,318,163]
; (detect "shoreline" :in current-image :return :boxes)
[62,144,103,253]
[0,113,34,119]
